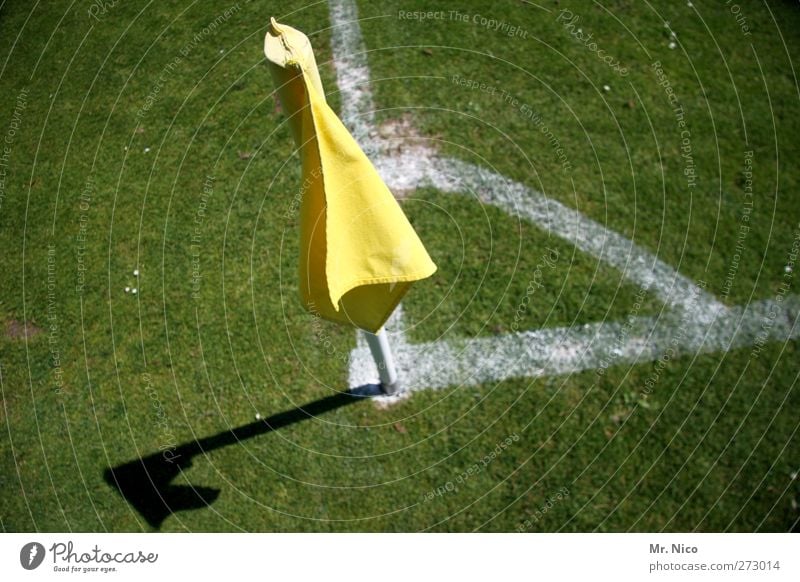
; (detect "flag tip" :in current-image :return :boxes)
[269,17,281,35]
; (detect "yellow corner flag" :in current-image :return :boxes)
[264,17,436,333]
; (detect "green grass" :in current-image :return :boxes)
[1,0,799,532]
[404,187,663,342]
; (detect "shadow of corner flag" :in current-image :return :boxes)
[105,13,438,529]
[103,452,219,530]
[104,386,380,529]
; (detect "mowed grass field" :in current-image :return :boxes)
[1,0,799,532]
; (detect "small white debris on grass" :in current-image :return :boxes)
[603,85,611,92]
[669,42,677,49]
[131,288,138,294]
[255,413,262,420]
[785,265,793,274]
[134,269,139,277]
[144,147,150,153]
[124,287,130,293]
[687,1,693,6]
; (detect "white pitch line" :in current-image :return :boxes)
[348,295,800,391]
[325,0,787,395]
[327,0,723,318]
[375,148,726,317]
[328,0,377,150]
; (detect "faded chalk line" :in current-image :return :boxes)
[324,0,798,396]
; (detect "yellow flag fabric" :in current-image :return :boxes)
[264,18,436,333]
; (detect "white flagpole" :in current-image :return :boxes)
[363,328,401,395]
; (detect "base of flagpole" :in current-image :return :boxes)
[379,379,402,396]
[364,327,403,396]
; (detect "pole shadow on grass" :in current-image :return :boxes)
[103,384,383,529]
